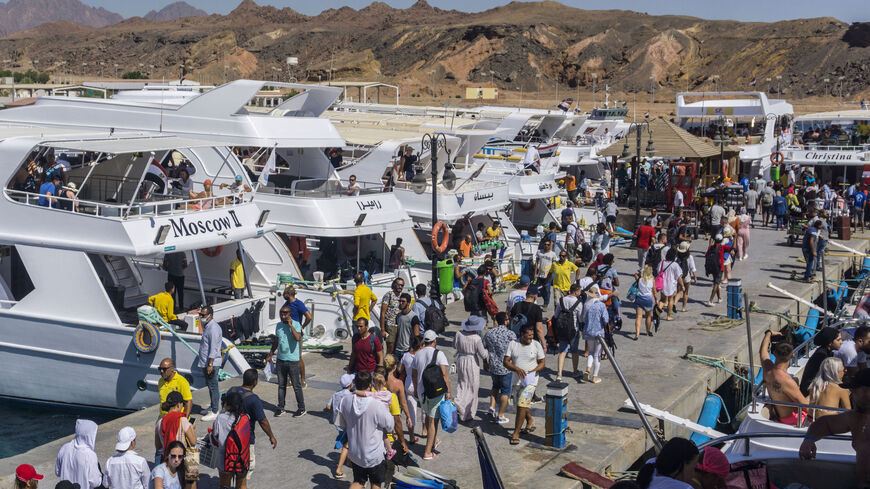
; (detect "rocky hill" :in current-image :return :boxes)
[0,0,120,37]
[0,0,867,100]
[144,2,207,22]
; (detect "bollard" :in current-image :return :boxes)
[545,380,569,448]
[727,278,743,319]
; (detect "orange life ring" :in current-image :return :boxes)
[342,238,358,256]
[431,221,449,253]
[770,151,784,165]
[202,246,222,257]
[518,200,536,211]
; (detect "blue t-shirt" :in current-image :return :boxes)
[853,192,866,210]
[275,320,302,362]
[283,299,309,324]
[226,386,266,444]
[802,227,819,251]
[740,177,750,192]
[38,182,56,207]
[773,196,787,216]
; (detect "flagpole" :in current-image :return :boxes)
[254,145,277,192]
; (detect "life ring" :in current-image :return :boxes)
[202,246,222,257]
[518,200,536,211]
[431,221,449,253]
[134,321,161,354]
[770,151,784,165]
[341,238,358,256]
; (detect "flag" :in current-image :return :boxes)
[749,77,757,86]
[257,147,276,186]
[144,153,168,194]
[557,98,573,112]
[644,111,650,118]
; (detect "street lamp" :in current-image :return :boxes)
[776,75,782,94]
[712,118,727,179]
[428,69,435,98]
[839,76,845,105]
[765,77,771,93]
[649,74,655,104]
[713,74,720,93]
[620,121,656,227]
[489,70,495,89]
[411,133,456,304]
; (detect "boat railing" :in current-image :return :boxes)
[784,143,870,152]
[392,178,505,193]
[5,188,253,220]
[697,431,852,457]
[752,383,851,426]
[258,178,384,198]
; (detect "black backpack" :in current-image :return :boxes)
[424,300,449,335]
[579,242,593,263]
[646,246,663,275]
[463,277,485,312]
[553,297,581,342]
[704,245,720,277]
[421,348,447,399]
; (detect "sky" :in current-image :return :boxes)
[85,0,869,24]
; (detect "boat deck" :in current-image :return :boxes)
[2,223,867,488]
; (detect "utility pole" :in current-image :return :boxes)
[591,73,597,108]
[824,78,830,106]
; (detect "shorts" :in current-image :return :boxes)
[634,294,654,312]
[233,288,244,299]
[352,459,387,485]
[490,373,512,397]
[514,383,536,409]
[606,215,617,224]
[246,443,256,478]
[711,270,723,284]
[421,394,445,418]
[778,408,809,426]
[557,334,580,354]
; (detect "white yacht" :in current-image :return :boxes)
[676,91,794,179]
[554,107,631,181]
[0,128,270,410]
[782,109,870,182]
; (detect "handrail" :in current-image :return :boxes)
[784,144,870,152]
[697,431,852,457]
[5,188,254,220]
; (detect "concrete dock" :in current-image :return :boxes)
[2,225,867,489]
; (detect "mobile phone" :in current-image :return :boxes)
[189,417,197,425]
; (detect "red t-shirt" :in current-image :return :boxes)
[635,225,656,250]
[352,332,382,373]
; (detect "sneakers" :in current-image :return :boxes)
[293,409,307,418]
[705,301,714,307]
[274,409,284,417]
[201,411,217,422]
[496,416,510,424]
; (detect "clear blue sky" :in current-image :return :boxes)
[86,0,869,23]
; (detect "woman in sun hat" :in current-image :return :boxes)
[453,315,489,421]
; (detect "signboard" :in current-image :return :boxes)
[286,57,298,65]
[704,107,734,116]
[167,210,243,238]
[787,150,866,166]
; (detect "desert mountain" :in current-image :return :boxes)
[0,0,120,37]
[144,2,207,22]
[0,0,867,100]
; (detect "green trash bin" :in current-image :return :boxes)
[436,258,455,295]
[770,164,780,183]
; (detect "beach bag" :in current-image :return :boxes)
[224,414,251,474]
[196,436,218,470]
[553,297,581,342]
[424,301,449,335]
[725,460,769,489]
[655,262,672,292]
[626,281,639,302]
[438,400,458,433]
[421,348,447,400]
[184,447,200,481]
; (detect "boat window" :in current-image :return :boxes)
[0,246,34,303]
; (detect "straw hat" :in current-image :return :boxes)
[62,182,78,193]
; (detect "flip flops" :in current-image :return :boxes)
[509,438,520,445]
[520,425,537,434]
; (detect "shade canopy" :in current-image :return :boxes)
[599,118,721,159]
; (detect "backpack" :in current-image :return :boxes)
[761,189,773,206]
[421,348,448,399]
[667,223,681,245]
[646,246,663,276]
[509,312,528,336]
[424,300,449,335]
[463,277,485,312]
[579,242,593,263]
[704,245,720,277]
[223,413,251,474]
[553,297,581,342]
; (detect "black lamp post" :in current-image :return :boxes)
[412,133,456,303]
[621,121,656,228]
[712,119,726,178]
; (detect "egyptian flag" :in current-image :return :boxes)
[557,98,574,112]
[144,153,168,194]
[749,77,757,87]
[257,147,276,186]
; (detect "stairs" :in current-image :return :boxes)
[104,255,147,308]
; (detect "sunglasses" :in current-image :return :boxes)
[168,454,184,460]
[158,367,170,372]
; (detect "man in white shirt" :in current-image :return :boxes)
[411,330,451,460]
[506,276,530,310]
[104,427,149,489]
[346,174,361,196]
[835,326,870,380]
[338,371,394,489]
[503,325,545,445]
[522,145,541,173]
[673,188,684,210]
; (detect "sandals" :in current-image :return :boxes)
[334,471,345,480]
[520,425,537,434]
[423,453,438,460]
[509,438,520,445]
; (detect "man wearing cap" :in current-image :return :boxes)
[14,465,43,489]
[800,368,870,488]
[157,358,192,417]
[800,327,843,396]
[104,427,149,489]
[220,174,252,196]
[412,329,451,461]
[759,330,810,425]
[506,276,530,311]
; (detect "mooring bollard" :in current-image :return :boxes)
[545,380,569,448]
[727,278,743,319]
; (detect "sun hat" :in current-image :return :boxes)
[63,182,78,192]
[115,426,136,451]
[15,465,43,482]
[461,315,486,332]
[677,241,691,254]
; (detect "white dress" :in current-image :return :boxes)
[657,260,683,297]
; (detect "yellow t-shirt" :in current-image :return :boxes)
[158,372,192,416]
[230,258,245,289]
[353,284,377,320]
[485,226,500,241]
[148,291,177,321]
[387,390,400,442]
[551,260,579,292]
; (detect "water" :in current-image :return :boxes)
[0,399,125,459]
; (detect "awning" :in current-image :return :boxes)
[41,135,225,153]
[599,118,721,159]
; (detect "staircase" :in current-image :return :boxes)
[104,255,148,308]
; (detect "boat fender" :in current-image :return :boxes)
[769,151,784,165]
[431,221,450,253]
[134,321,161,354]
[518,200,536,211]
[202,246,223,257]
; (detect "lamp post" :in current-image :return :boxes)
[712,118,727,179]
[489,70,495,89]
[411,133,457,304]
[765,77,771,93]
[536,73,542,100]
[839,76,845,105]
[620,121,656,227]
[824,78,830,106]
[649,74,655,104]
[776,75,782,94]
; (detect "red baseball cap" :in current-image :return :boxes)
[16,464,44,482]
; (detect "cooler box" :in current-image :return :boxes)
[837,215,851,240]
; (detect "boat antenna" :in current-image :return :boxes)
[159,84,165,133]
